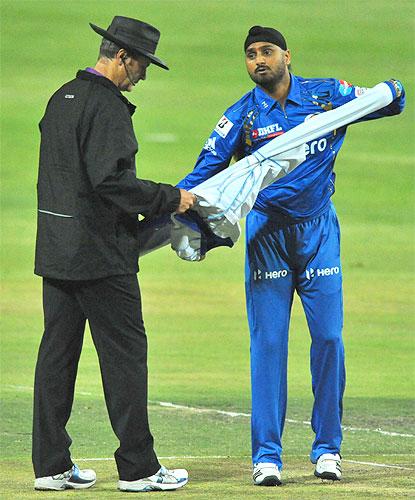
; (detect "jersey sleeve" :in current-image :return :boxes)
[332,78,405,123]
[177,106,245,190]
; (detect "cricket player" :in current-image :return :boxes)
[178,26,405,485]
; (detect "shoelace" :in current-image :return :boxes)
[51,466,74,481]
[156,466,177,483]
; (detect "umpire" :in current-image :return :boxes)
[32,16,193,492]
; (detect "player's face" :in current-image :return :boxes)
[245,42,290,89]
[119,54,151,92]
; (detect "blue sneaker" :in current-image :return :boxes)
[118,465,188,492]
[34,464,96,490]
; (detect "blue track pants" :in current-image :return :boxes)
[245,204,345,468]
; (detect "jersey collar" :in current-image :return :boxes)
[254,73,302,114]
[76,70,137,115]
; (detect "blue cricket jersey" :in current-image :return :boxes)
[179,75,405,221]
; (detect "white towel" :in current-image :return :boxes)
[138,82,394,260]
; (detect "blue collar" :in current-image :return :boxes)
[254,74,302,114]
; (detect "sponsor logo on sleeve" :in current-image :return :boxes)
[203,137,217,156]
[338,80,353,96]
[214,115,234,138]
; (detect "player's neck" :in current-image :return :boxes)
[94,59,123,88]
[260,72,291,109]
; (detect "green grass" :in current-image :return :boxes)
[1,390,414,498]
[3,457,413,499]
[1,0,414,498]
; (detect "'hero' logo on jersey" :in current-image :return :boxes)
[251,123,284,140]
[254,269,288,281]
[306,266,340,280]
[303,114,329,156]
[305,138,327,156]
[215,115,234,138]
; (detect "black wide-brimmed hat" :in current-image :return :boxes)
[90,16,169,70]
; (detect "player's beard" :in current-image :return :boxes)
[249,64,287,92]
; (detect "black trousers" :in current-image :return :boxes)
[32,274,160,480]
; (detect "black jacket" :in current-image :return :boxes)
[35,70,180,280]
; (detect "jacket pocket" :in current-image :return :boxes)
[35,211,81,276]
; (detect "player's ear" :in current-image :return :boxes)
[284,49,291,66]
[117,49,128,66]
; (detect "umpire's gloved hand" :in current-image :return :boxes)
[171,210,234,262]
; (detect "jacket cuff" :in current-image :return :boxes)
[165,185,181,213]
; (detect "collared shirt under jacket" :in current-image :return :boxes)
[35,70,180,280]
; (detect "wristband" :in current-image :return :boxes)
[388,79,403,98]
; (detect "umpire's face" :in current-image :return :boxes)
[245,42,290,88]
[119,53,151,92]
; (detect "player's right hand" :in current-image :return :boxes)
[176,189,196,213]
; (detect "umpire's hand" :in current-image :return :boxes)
[176,189,196,213]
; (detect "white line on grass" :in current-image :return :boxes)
[343,459,414,471]
[74,456,234,462]
[155,401,251,418]
[153,401,415,439]
[3,385,413,439]
[73,456,414,471]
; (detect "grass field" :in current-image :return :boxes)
[1,0,414,498]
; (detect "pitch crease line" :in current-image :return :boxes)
[3,386,413,438]
[343,459,414,471]
[73,456,414,471]
[74,456,236,462]
[153,400,415,438]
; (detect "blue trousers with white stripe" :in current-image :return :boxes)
[245,204,345,468]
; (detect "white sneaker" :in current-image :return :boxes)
[34,464,96,490]
[118,465,188,492]
[314,453,342,480]
[253,462,281,486]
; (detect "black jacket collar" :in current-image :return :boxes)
[76,70,136,115]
